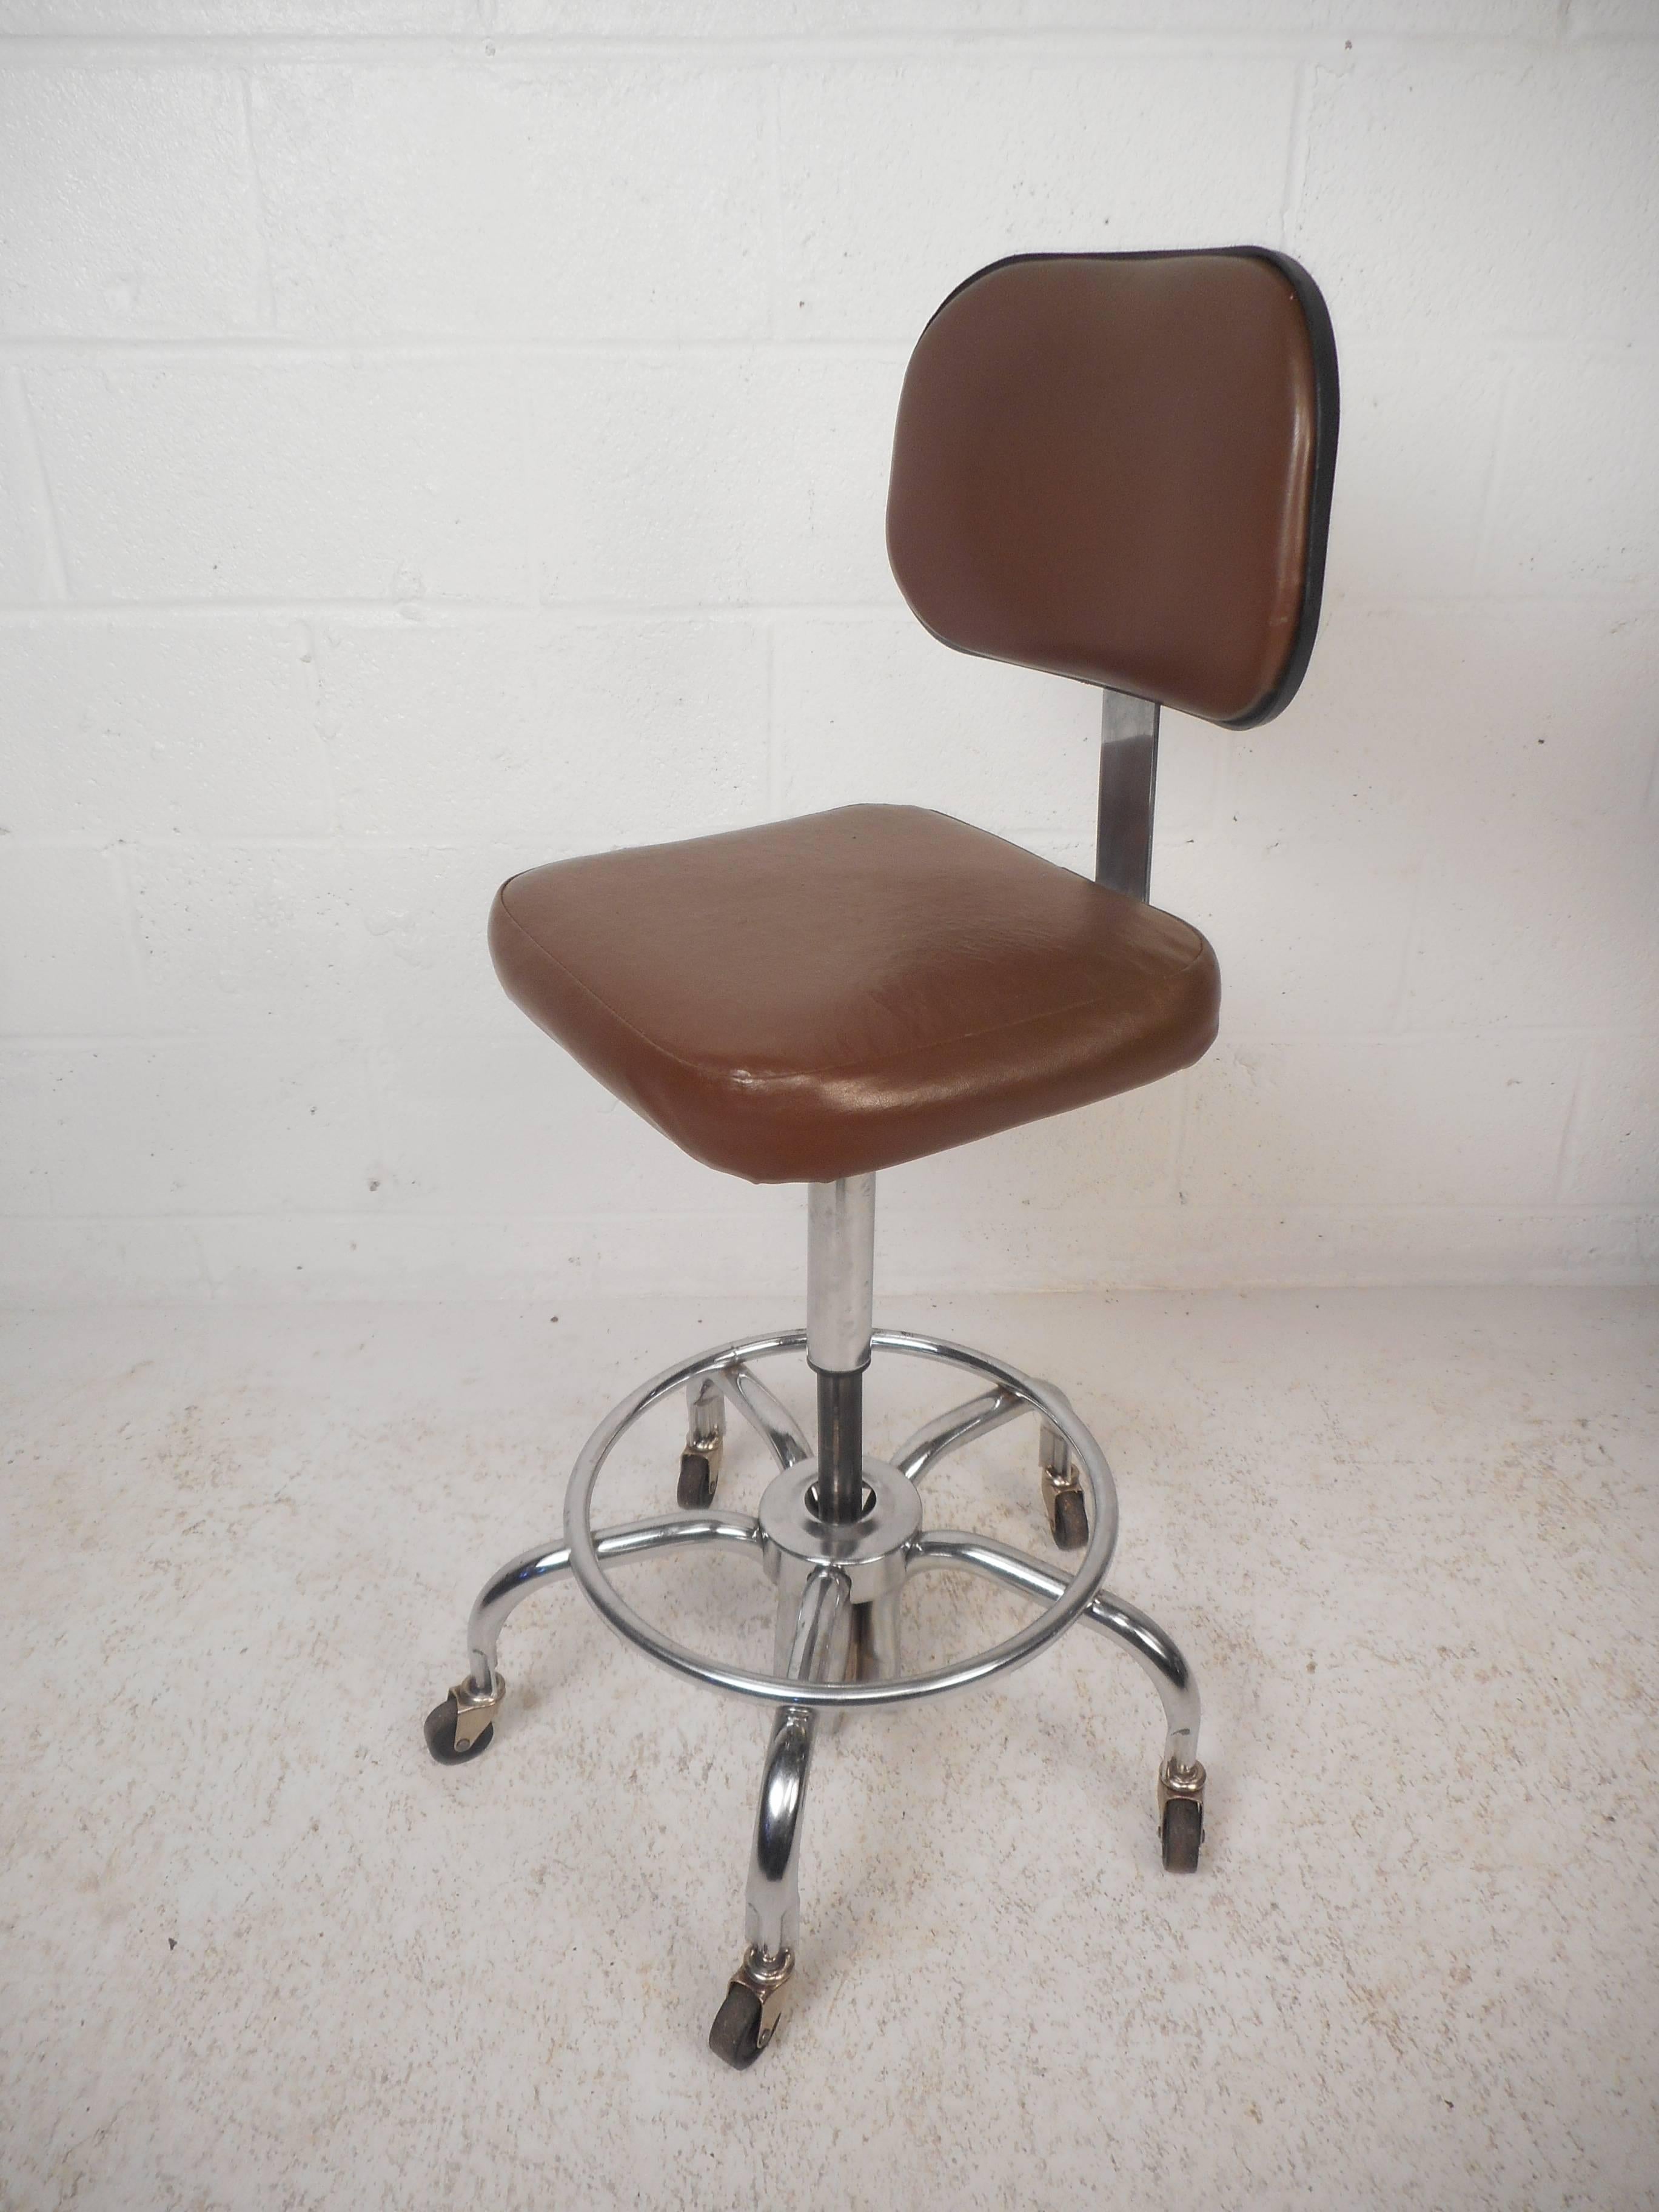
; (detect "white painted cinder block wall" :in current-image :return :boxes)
[1,1,1655,1302]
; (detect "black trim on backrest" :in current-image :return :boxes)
[916,247,1341,730]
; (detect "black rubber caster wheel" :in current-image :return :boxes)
[1161,1795,1203,1872]
[708,1983,767,2070]
[1051,1487,1088,1551]
[677,1448,717,1510]
[423,1695,495,1765]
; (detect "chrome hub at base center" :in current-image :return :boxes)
[757,1457,922,1603]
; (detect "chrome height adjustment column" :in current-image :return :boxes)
[806,1175,876,1524]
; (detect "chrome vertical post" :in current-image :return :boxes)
[806,1175,876,1524]
[1095,688,1159,901]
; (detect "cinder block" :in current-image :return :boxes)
[1320,343,1511,600]
[0,0,1571,26]
[0,1037,379,1216]
[0,374,56,602]
[1,13,1651,1301]
[125,843,368,1031]
[877,1198,1648,1292]
[1179,1034,1581,1207]
[884,1073,1183,1215]
[773,0,1559,22]
[193,1199,796,1302]
[1230,601,1659,843]
[347,845,529,1037]
[1560,1037,1658,1205]
[317,614,768,843]
[0,68,267,337]
[777,55,1298,341]
[1154,835,1419,1037]
[528,353,902,606]
[0,845,145,1036]
[4,3,487,25]
[772,615,1098,830]
[1296,50,1659,341]
[0,618,333,839]
[1399,831,1659,1034]
[252,61,769,341]
[1567,0,1659,28]
[24,358,529,602]
[1480,349,1659,595]
[369,1030,724,1216]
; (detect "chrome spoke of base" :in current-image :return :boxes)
[693,1358,813,1472]
[745,1566,850,1965]
[892,1386,1028,1484]
[908,1529,1200,1769]
[463,1512,763,1695]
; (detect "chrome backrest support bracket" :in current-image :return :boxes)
[1094,688,1160,902]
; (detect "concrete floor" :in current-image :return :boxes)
[2,1289,1656,2211]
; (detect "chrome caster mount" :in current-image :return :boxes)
[423,1327,1205,2068]
[423,1667,504,1764]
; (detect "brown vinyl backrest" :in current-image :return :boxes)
[886,249,1339,728]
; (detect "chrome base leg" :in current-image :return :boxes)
[423,1510,765,1766]
[709,1567,850,2069]
[908,1529,1206,1871]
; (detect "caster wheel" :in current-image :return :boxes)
[423,1695,494,1765]
[1051,1487,1088,1552]
[1161,1795,1203,1872]
[677,1448,717,1510]
[709,1982,767,2070]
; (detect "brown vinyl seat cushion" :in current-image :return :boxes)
[489,805,1219,1185]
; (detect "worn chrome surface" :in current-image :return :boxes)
[1095,686,1160,900]
[908,1529,1200,1769]
[563,1327,1119,1710]
[759,1456,922,1605]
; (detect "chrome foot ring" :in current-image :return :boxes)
[561,1328,1121,1712]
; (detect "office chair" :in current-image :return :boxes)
[423,247,1339,2068]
